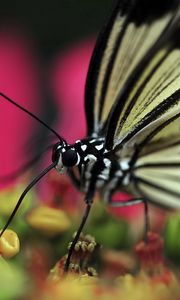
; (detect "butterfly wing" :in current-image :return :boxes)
[85,0,180,208]
[99,1,180,208]
[85,0,179,138]
[105,32,180,152]
[132,142,180,208]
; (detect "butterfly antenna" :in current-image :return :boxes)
[0,92,64,142]
[0,162,56,237]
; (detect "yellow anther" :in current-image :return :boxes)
[0,229,20,258]
[81,242,88,252]
[85,234,95,243]
[87,242,96,253]
[74,242,80,251]
[26,206,70,237]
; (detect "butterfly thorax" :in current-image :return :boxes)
[53,137,131,201]
[53,137,106,172]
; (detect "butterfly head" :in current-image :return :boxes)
[52,141,79,173]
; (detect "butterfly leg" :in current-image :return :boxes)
[64,193,93,272]
[109,197,150,243]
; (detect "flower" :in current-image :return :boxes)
[135,232,174,285]
[49,232,99,279]
[33,232,180,300]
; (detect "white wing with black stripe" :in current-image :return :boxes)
[84,0,180,209]
[85,0,180,138]
[132,144,180,208]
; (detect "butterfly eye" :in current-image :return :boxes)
[62,149,78,167]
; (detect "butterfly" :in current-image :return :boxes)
[1,0,180,271]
